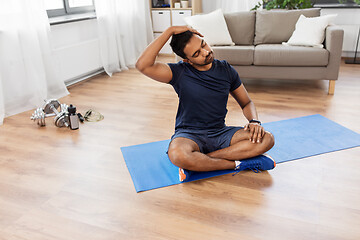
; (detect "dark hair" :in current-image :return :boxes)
[170,30,194,59]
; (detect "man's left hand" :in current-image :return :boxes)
[244,123,264,143]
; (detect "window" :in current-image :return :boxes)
[46,0,95,18]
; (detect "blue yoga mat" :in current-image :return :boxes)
[121,115,360,192]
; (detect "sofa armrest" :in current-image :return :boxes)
[324,25,344,80]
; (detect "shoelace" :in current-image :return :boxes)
[232,162,262,176]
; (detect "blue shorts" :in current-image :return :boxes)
[170,126,243,154]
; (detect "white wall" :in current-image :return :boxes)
[202,0,217,14]
[202,0,261,13]
[320,9,360,57]
[50,19,102,85]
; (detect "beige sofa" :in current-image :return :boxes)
[211,8,344,95]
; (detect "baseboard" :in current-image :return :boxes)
[65,68,105,87]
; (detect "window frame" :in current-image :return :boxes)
[47,0,95,18]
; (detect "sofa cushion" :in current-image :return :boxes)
[254,8,321,45]
[254,44,329,66]
[285,14,337,48]
[224,11,255,45]
[185,9,234,46]
[212,46,254,65]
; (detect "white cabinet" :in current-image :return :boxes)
[151,10,171,32]
[172,10,192,26]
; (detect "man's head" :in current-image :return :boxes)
[170,30,214,67]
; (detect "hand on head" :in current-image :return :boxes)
[171,26,203,37]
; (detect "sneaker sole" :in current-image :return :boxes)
[179,168,187,182]
[263,153,276,168]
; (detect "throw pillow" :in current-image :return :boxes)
[254,8,321,45]
[184,9,235,46]
[283,14,337,48]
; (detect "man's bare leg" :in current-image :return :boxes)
[168,137,235,172]
[168,130,274,172]
[207,129,274,160]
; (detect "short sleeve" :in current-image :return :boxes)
[167,62,185,86]
[225,62,242,91]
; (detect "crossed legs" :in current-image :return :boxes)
[167,129,275,172]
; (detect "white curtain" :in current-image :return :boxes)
[0,74,4,124]
[0,0,69,125]
[203,0,262,14]
[94,0,153,76]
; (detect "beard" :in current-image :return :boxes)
[204,51,214,65]
[195,51,214,66]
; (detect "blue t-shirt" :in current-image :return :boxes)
[168,59,242,130]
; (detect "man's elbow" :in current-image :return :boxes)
[135,60,144,72]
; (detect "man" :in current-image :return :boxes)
[136,26,275,182]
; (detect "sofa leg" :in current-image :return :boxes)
[328,80,335,95]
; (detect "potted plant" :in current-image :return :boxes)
[252,0,314,10]
[252,0,360,10]
[338,0,360,4]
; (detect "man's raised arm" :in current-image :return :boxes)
[136,26,202,83]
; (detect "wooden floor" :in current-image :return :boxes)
[0,56,360,240]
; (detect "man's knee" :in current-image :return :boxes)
[168,145,194,169]
[168,137,199,169]
[262,131,275,151]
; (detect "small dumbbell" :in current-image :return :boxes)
[54,103,70,128]
[30,108,46,126]
[31,99,62,126]
[30,99,69,128]
[43,100,69,128]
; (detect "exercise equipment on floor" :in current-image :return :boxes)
[30,99,79,130]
